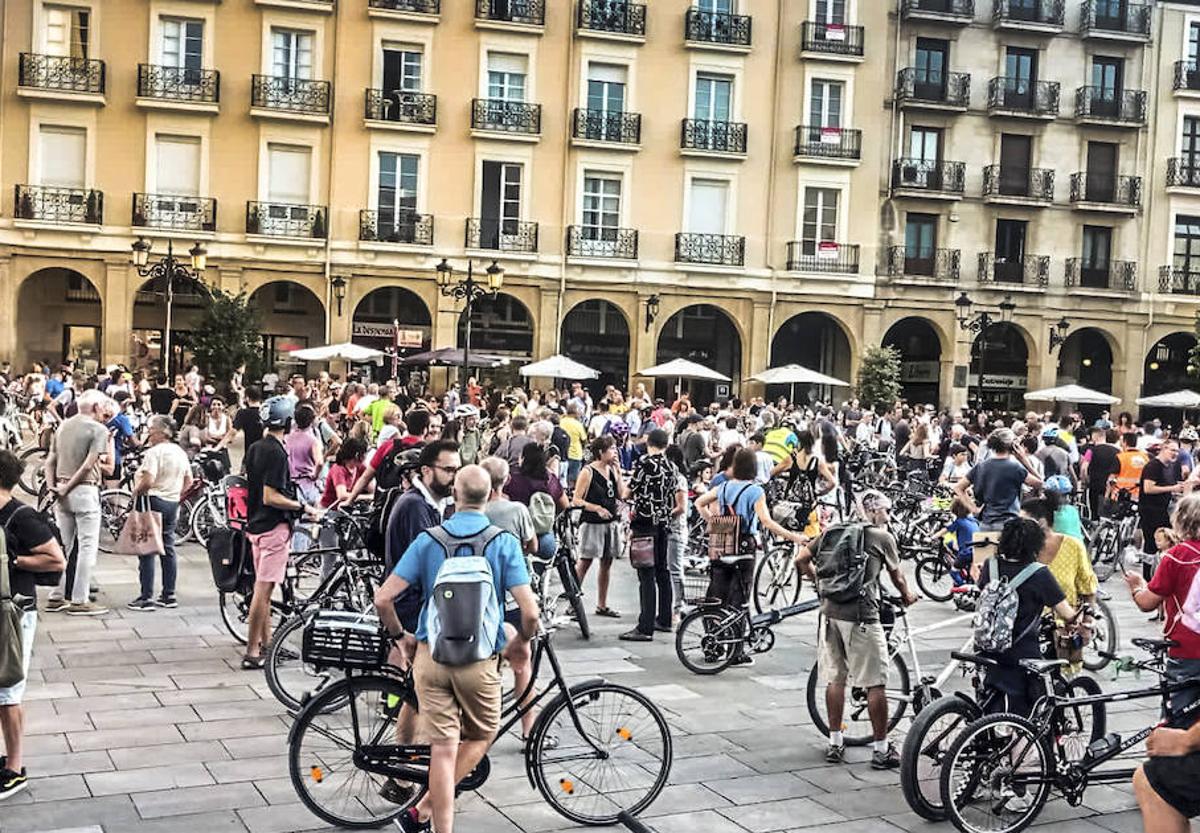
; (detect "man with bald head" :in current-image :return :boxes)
[376,464,539,833]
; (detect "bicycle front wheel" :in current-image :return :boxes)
[289,674,419,829]
[901,694,978,820]
[675,606,742,675]
[18,445,46,496]
[915,555,954,603]
[1082,597,1120,672]
[97,489,134,554]
[806,651,910,746]
[528,682,672,826]
[265,611,344,714]
[557,557,591,641]
[752,547,802,614]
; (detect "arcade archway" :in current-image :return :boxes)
[883,317,943,407]
[248,281,326,377]
[17,268,103,373]
[970,322,1031,413]
[560,300,630,395]
[655,304,741,404]
[770,312,852,406]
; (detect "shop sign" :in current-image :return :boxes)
[967,373,1028,389]
[901,361,939,383]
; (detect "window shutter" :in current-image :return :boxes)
[39,126,86,188]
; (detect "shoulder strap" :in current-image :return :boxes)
[1,503,28,533]
[0,519,9,602]
[1006,562,1044,592]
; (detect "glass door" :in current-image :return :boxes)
[904,213,938,276]
[914,39,948,100]
[1091,57,1123,118]
[1086,142,1117,202]
[1004,47,1037,110]
[906,127,943,188]
[1081,225,1112,288]
[994,219,1027,283]
[999,134,1032,196]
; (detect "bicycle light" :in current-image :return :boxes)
[616,727,632,741]
[310,765,324,783]
[560,778,575,795]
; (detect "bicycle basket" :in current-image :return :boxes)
[681,561,713,606]
[301,611,389,671]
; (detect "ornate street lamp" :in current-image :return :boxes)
[1048,316,1071,354]
[331,275,347,317]
[130,237,207,376]
[956,291,1017,411]
[645,293,661,333]
[436,258,504,392]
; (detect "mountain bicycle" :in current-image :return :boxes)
[530,507,590,640]
[675,597,820,674]
[1086,489,1138,582]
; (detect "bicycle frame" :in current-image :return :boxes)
[884,608,976,706]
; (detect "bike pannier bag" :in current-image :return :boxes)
[207,526,251,593]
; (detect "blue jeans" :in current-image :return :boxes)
[537,532,556,559]
[137,497,178,601]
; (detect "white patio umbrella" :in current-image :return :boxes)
[1136,390,1200,409]
[638,357,730,398]
[1023,384,1120,406]
[289,342,385,362]
[749,363,850,406]
[519,354,599,380]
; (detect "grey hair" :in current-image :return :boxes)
[1174,493,1200,542]
[148,415,177,438]
[859,490,893,516]
[455,465,492,508]
[76,389,113,416]
[479,456,509,492]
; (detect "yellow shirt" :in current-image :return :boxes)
[1044,534,1097,608]
[561,416,588,461]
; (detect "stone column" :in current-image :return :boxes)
[745,300,771,399]
[632,292,658,389]
[0,257,15,364]
[101,260,133,366]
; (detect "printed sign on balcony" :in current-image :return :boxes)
[820,127,842,144]
[817,241,840,259]
[823,24,846,40]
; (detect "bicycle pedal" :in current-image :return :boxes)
[1084,732,1121,762]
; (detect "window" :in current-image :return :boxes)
[1081,225,1112,287]
[1091,56,1123,101]
[698,0,733,12]
[480,161,523,248]
[1190,21,1200,63]
[272,29,313,80]
[586,63,627,113]
[382,46,422,92]
[161,19,202,71]
[914,38,948,95]
[267,144,311,205]
[1174,215,1200,276]
[994,218,1028,282]
[582,174,621,240]
[815,0,846,25]
[378,152,418,232]
[39,126,85,188]
[687,179,728,234]
[1003,47,1037,109]
[1185,117,1200,168]
[905,213,938,275]
[809,79,843,128]
[909,127,941,162]
[155,135,200,196]
[44,5,89,58]
[801,187,839,255]
[694,73,732,121]
[487,53,527,101]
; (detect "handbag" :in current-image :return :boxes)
[113,496,165,557]
[0,534,26,688]
[629,535,656,569]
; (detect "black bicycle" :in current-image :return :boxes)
[531,507,590,640]
[675,597,820,674]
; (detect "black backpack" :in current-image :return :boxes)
[208,526,254,594]
[814,523,868,605]
[375,443,422,492]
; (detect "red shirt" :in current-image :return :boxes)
[1148,541,1200,659]
[321,461,362,508]
[369,435,423,472]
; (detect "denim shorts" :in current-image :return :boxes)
[0,610,37,706]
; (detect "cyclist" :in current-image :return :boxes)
[954,428,1042,578]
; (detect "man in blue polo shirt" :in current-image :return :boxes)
[375,464,539,833]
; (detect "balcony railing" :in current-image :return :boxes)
[1081,0,1151,38]
[684,7,752,47]
[251,75,331,115]
[132,193,216,233]
[18,53,105,94]
[1176,62,1200,92]
[992,0,1064,26]
[800,21,864,57]
[15,184,102,225]
[896,69,971,109]
[1075,87,1146,124]
[675,233,745,266]
[576,0,646,36]
[786,242,859,274]
[891,159,967,194]
[476,0,544,26]
[901,0,975,20]
[680,119,748,154]
[886,247,961,282]
[246,201,327,239]
[978,252,1049,287]
[1168,158,1200,188]
[572,108,641,144]
[368,0,440,13]
[1068,173,1142,208]
[793,125,861,160]
[982,165,1055,202]
[986,77,1060,117]
[364,90,437,125]
[567,226,639,259]
[1160,267,1200,295]
[471,98,541,135]
[137,64,219,103]
[465,217,539,252]
[1065,258,1136,291]
[359,210,434,245]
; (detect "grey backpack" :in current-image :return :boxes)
[423,525,506,666]
[973,560,1045,653]
[814,523,868,605]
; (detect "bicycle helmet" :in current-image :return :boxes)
[1043,474,1073,495]
[1181,427,1198,443]
[1041,425,1060,441]
[260,395,294,429]
[454,404,480,420]
[605,419,631,441]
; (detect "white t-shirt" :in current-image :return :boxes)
[138,441,191,502]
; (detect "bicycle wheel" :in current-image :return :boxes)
[97,489,133,554]
[18,445,46,496]
[1091,524,1118,582]
[752,547,801,614]
[915,555,955,603]
[528,681,672,826]
[940,712,1052,833]
[675,606,742,675]
[191,498,217,549]
[557,557,590,641]
[265,611,345,713]
[1082,597,1120,672]
[219,590,253,645]
[901,694,979,821]
[1055,676,1106,764]
[175,496,195,545]
[289,675,420,829]
[806,651,910,746]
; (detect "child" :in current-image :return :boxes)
[1148,526,1180,623]
[940,497,981,585]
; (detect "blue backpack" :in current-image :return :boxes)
[423,525,505,666]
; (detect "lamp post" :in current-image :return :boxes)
[331,275,347,317]
[1048,315,1071,354]
[436,258,503,393]
[131,237,207,377]
[644,293,660,333]
[956,291,1016,411]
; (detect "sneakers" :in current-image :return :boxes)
[0,767,28,801]
[65,602,109,617]
[618,629,652,642]
[127,598,156,612]
[378,779,416,806]
[871,743,901,770]
[825,744,845,764]
[395,807,431,832]
[729,654,755,667]
[43,598,68,613]
[155,596,178,609]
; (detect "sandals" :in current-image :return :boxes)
[240,655,266,670]
[595,606,621,618]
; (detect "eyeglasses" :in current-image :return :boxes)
[432,465,459,475]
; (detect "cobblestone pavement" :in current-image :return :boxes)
[2,544,1169,833]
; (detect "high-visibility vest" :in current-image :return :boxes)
[1111,449,1149,498]
[763,428,797,464]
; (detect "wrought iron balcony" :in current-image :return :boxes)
[572,108,641,144]
[1075,87,1146,124]
[793,125,861,161]
[364,90,437,125]
[1159,267,1200,295]
[675,233,744,266]
[1065,258,1136,292]
[137,64,219,104]
[576,0,646,37]
[566,226,639,259]
[986,77,1059,117]
[684,7,752,47]
[1081,0,1151,39]
[896,69,971,109]
[786,242,859,274]
[465,217,539,252]
[18,53,105,95]
[132,193,217,233]
[978,252,1049,287]
[1168,158,1200,188]
[982,165,1055,202]
[251,75,331,115]
[886,247,961,282]
[992,0,1064,27]
[359,210,434,245]
[368,0,440,13]
[1068,173,1142,209]
[471,98,541,135]
[1176,61,1200,93]
[476,0,544,26]
[901,0,975,22]
[800,21,864,57]
[246,201,327,239]
[14,185,103,225]
[680,119,747,154]
[891,159,967,195]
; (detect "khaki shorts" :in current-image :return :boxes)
[413,641,502,742]
[818,618,889,688]
[578,521,621,560]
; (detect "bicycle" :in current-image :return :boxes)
[1086,489,1138,583]
[530,507,590,640]
[287,615,673,829]
[675,597,820,674]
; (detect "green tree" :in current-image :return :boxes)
[189,289,263,388]
[856,345,903,411]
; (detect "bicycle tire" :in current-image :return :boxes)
[1091,524,1118,582]
[18,445,47,496]
[97,489,134,555]
[675,606,742,675]
[915,555,954,603]
[191,498,217,549]
[265,611,346,714]
[527,681,672,826]
[219,590,252,645]
[1057,676,1106,764]
[175,496,195,545]
[805,651,910,746]
[752,547,801,614]
[288,674,420,829]
[901,694,979,821]
[1082,597,1120,672]
[558,558,591,641]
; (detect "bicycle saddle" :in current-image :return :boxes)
[1018,658,1068,674]
[1133,637,1179,654]
[950,651,997,668]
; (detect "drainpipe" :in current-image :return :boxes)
[322,0,343,347]
[1139,1,1163,391]
[764,0,785,345]
[554,10,576,354]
